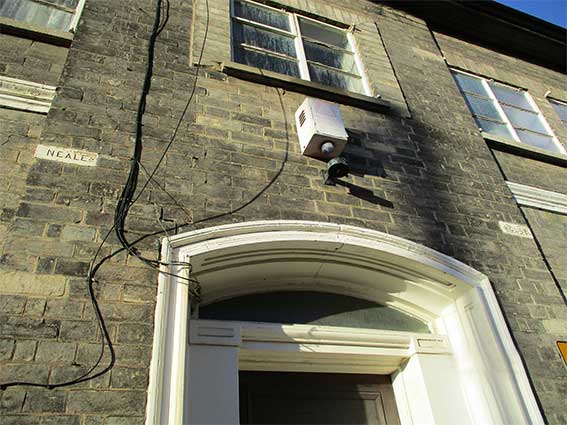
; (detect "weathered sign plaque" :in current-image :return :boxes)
[35,144,98,167]
[498,221,533,239]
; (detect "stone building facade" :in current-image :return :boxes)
[0,0,566,424]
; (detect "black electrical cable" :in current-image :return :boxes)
[113,0,210,268]
[66,84,292,314]
[125,0,211,235]
[0,0,170,391]
[82,0,285,380]
[108,85,292,265]
[137,160,193,222]
[0,0,292,392]
[113,0,173,267]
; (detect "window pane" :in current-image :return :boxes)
[45,0,79,8]
[502,105,548,134]
[200,291,430,333]
[464,94,502,121]
[453,73,487,97]
[489,83,534,111]
[233,22,296,58]
[0,0,18,16]
[0,0,73,30]
[304,40,357,74]
[516,130,561,152]
[476,118,515,139]
[298,17,349,50]
[234,47,300,77]
[234,0,290,32]
[308,63,364,94]
[550,100,567,124]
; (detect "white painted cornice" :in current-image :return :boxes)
[169,220,487,289]
[0,76,56,114]
[188,319,450,375]
[507,181,567,215]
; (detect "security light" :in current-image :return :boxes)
[323,156,350,185]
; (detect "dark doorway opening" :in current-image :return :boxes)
[239,371,401,425]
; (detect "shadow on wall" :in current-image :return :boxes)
[325,128,394,207]
[335,179,394,208]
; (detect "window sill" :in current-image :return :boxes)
[483,133,567,167]
[0,16,73,47]
[220,62,391,114]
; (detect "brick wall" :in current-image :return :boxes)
[494,150,567,194]
[432,27,567,424]
[1,0,566,423]
[0,31,69,314]
[1,1,174,423]
[522,207,567,297]
[0,33,68,86]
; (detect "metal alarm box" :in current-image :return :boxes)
[295,98,348,160]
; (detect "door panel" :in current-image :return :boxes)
[239,372,400,425]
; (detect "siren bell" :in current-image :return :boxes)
[295,98,348,160]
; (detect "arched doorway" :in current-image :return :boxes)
[145,221,543,425]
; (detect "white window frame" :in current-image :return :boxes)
[452,69,565,154]
[68,0,86,32]
[145,220,544,425]
[548,97,567,128]
[0,0,86,32]
[229,0,371,96]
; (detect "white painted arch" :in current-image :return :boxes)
[146,220,543,425]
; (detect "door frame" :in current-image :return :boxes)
[145,220,543,425]
[186,319,449,424]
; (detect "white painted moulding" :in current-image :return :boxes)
[189,319,450,354]
[146,220,545,425]
[0,76,56,114]
[507,181,567,215]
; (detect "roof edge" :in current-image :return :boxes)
[381,0,566,72]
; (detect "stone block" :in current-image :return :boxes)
[59,320,98,342]
[13,339,36,361]
[23,390,66,413]
[36,257,56,273]
[117,324,154,345]
[45,299,84,318]
[1,316,59,339]
[542,319,567,336]
[24,299,46,316]
[0,388,26,412]
[8,219,46,236]
[230,112,271,127]
[122,285,156,303]
[0,338,15,361]
[0,295,26,314]
[0,271,66,296]
[93,303,154,322]
[35,341,76,363]
[53,259,90,277]
[111,367,149,388]
[104,417,145,425]
[60,225,97,242]
[0,272,65,296]
[0,364,48,385]
[39,416,81,425]
[0,417,40,425]
[66,390,146,414]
